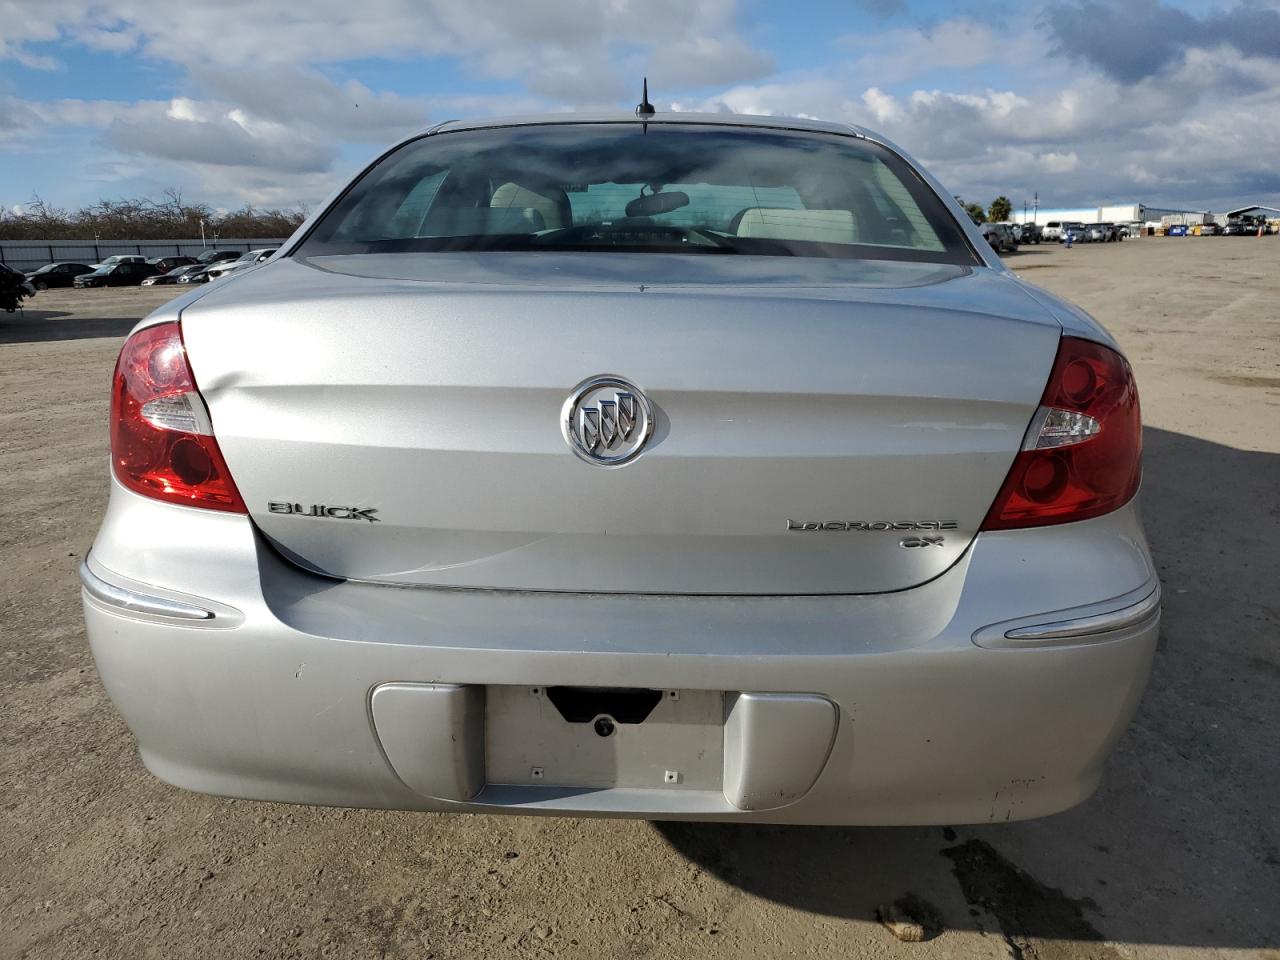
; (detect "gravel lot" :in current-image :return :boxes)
[2,241,1278,960]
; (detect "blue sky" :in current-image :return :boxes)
[2,0,1278,214]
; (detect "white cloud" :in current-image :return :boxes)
[0,97,40,137]
[1039,151,1080,174]
[104,101,335,174]
[838,18,1010,83]
[860,87,900,125]
[675,20,1280,211]
[2,2,1279,211]
[1045,0,1280,83]
[0,0,771,97]
[647,35,775,89]
[189,65,433,143]
[0,0,773,206]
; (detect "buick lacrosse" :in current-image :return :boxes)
[82,111,1158,824]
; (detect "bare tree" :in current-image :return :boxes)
[0,190,305,241]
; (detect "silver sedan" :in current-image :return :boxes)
[81,112,1158,824]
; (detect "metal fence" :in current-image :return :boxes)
[0,238,290,274]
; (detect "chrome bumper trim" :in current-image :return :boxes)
[78,560,214,621]
[1004,586,1161,641]
[972,580,1161,649]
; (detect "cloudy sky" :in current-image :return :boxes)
[2,0,1278,214]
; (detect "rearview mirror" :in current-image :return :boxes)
[624,191,690,218]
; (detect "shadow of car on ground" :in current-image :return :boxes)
[656,425,1280,955]
[0,311,136,345]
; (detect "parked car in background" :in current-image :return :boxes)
[81,111,1159,827]
[73,261,156,288]
[1199,223,1221,236]
[90,254,148,270]
[979,221,1017,253]
[1221,220,1262,236]
[176,250,243,283]
[204,248,278,281]
[24,262,94,289]
[1019,224,1042,244]
[193,249,242,265]
[1085,223,1118,243]
[142,264,204,286]
[146,255,197,274]
[1041,221,1063,241]
[1061,223,1088,243]
[177,265,218,284]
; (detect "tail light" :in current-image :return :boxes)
[982,337,1141,530]
[110,322,246,513]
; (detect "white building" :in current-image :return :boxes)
[1012,202,1206,226]
[1013,207,1095,226]
[1222,205,1280,223]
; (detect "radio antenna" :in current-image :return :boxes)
[635,77,656,117]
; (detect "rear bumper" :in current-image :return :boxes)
[82,482,1159,824]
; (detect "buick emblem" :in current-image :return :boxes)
[561,375,655,467]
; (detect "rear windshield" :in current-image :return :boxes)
[296,123,977,265]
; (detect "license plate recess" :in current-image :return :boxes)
[485,685,724,791]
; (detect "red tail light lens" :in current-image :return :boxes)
[110,322,247,513]
[982,337,1141,530]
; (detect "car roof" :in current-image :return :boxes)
[427,112,870,140]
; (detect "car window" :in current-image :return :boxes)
[300,124,977,266]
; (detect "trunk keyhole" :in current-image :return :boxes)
[593,716,616,738]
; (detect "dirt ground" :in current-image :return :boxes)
[2,240,1278,960]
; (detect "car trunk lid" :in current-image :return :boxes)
[179,253,1059,595]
